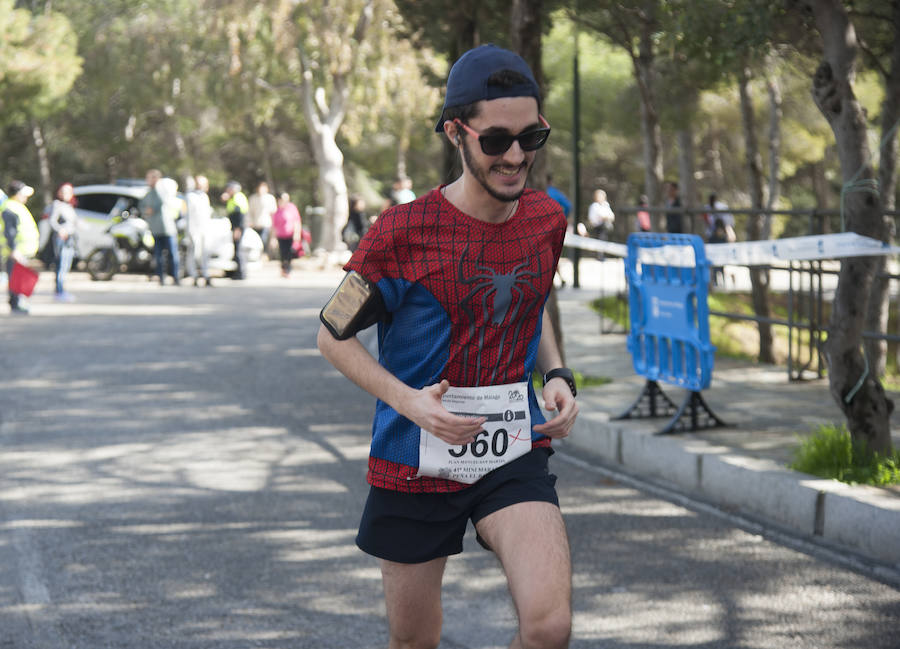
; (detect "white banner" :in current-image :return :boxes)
[564,232,900,266]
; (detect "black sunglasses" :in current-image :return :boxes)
[453,115,551,156]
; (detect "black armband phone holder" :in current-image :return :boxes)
[320,271,388,340]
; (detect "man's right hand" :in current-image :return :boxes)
[403,379,486,447]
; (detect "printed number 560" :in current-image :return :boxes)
[449,429,509,458]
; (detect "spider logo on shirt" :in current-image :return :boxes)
[457,242,544,383]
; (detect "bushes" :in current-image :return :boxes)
[790,424,900,487]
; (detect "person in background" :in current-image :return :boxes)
[391,176,416,204]
[703,192,736,242]
[636,194,652,232]
[1,180,40,315]
[664,181,683,234]
[704,192,736,288]
[545,175,573,285]
[586,188,615,240]
[343,195,368,253]
[272,192,301,278]
[149,177,181,286]
[248,180,276,259]
[48,182,79,301]
[185,174,213,287]
[221,181,249,280]
[545,174,572,221]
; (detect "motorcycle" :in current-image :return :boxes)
[85,211,158,281]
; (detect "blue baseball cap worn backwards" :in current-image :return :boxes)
[434,44,541,133]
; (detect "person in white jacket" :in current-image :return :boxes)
[185,175,213,287]
[248,181,276,258]
[151,176,182,285]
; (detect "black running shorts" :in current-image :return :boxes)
[356,448,559,564]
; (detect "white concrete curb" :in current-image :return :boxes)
[563,416,900,568]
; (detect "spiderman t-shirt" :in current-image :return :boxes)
[345,186,567,493]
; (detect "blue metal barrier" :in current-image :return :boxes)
[614,233,727,434]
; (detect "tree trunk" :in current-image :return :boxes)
[737,66,775,364]
[765,60,782,241]
[511,0,546,188]
[309,121,349,254]
[31,121,53,207]
[296,0,372,254]
[632,27,663,221]
[510,0,563,364]
[676,127,695,233]
[867,0,900,378]
[807,0,893,455]
[442,14,479,182]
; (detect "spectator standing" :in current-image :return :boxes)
[1,181,40,315]
[248,181,276,258]
[636,194,652,232]
[48,182,79,301]
[148,176,181,286]
[317,43,577,649]
[703,193,736,242]
[545,176,572,285]
[222,181,249,280]
[185,175,213,287]
[391,176,416,204]
[665,181,683,234]
[545,175,572,219]
[704,193,736,288]
[272,192,301,278]
[138,170,164,280]
[586,188,615,240]
[342,195,368,252]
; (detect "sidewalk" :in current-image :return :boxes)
[554,284,900,570]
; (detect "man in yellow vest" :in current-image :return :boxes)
[221,181,249,280]
[1,180,40,315]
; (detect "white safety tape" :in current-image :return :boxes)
[564,232,900,266]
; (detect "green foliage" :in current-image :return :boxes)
[790,424,900,487]
[0,0,82,129]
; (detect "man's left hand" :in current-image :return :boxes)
[533,380,578,438]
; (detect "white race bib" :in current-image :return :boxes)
[417,381,532,484]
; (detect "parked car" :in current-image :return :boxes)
[36,182,253,276]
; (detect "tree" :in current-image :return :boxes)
[576,2,666,213]
[796,0,893,455]
[0,0,82,198]
[851,0,900,378]
[668,0,793,364]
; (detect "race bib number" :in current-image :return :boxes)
[417,382,532,484]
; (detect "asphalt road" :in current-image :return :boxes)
[1,265,898,649]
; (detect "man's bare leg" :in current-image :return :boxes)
[381,557,447,649]
[476,502,572,649]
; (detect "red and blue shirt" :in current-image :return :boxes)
[345,186,567,493]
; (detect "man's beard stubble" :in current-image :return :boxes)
[460,138,530,204]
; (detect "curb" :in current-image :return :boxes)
[562,413,900,569]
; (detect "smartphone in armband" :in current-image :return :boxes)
[320,271,388,340]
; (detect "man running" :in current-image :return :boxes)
[318,44,578,649]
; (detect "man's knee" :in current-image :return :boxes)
[519,604,571,649]
[389,627,441,649]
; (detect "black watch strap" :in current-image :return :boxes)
[542,367,577,397]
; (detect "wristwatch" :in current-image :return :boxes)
[542,367,577,397]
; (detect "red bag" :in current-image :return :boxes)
[10,261,39,296]
[292,229,312,258]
